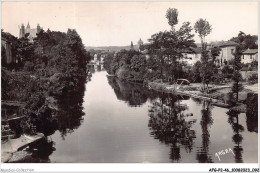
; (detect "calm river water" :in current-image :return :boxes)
[40,71,257,163]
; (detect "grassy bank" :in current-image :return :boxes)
[147,81,257,113]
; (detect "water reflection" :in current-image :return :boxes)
[227,109,244,163]
[196,101,213,163]
[54,95,85,140]
[22,71,257,163]
[148,93,196,162]
[107,77,157,106]
[29,138,56,163]
[246,112,258,133]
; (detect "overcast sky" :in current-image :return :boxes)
[1,1,258,47]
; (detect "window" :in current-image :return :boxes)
[231,49,234,54]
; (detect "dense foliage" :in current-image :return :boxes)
[230,31,258,50]
[230,46,243,103]
[104,20,196,83]
[2,29,91,135]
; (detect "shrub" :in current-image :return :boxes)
[246,93,258,117]
[23,61,34,72]
[248,73,258,84]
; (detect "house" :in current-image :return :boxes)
[209,41,239,65]
[241,49,258,64]
[182,47,202,66]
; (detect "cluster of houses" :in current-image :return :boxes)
[137,38,258,67]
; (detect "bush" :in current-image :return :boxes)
[248,73,258,84]
[23,61,34,72]
[246,93,258,116]
[221,65,233,79]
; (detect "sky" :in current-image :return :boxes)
[1,1,258,47]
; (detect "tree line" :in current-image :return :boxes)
[1,28,91,135]
[103,8,258,108]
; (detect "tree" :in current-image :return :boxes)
[194,19,212,45]
[148,21,195,83]
[231,46,243,102]
[166,8,178,31]
[192,61,202,83]
[230,31,258,50]
[194,19,212,92]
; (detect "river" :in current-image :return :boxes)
[33,71,258,163]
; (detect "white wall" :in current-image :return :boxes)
[216,46,236,64]
[242,53,258,64]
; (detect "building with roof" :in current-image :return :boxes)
[241,49,258,64]
[19,22,43,42]
[209,41,239,65]
[182,47,202,66]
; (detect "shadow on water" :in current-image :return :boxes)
[22,92,86,162]
[23,74,90,162]
[106,76,258,163]
[147,93,196,162]
[226,109,244,163]
[196,101,214,163]
[246,111,258,133]
[107,77,196,162]
[107,77,157,107]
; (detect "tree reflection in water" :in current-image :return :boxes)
[148,93,196,162]
[107,77,157,106]
[246,110,258,133]
[25,74,88,162]
[54,94,85,140]
[107,77,196,162]
[227,109,244,163]
[196,101,213,163]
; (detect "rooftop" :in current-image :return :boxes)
[210,41,239,47]
[242,49,258,54]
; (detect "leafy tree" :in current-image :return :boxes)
[194,19,212,92]
[166,8,178,31]
[2,28,90,135]
[191,61,202,83]
[103,53,115,74]
[230,46,243,103]
[194,19,212,45]
[148,21,195,83]
[230,31,258,50]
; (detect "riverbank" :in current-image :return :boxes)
[1,133,45,163]
[147,81,257,113]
